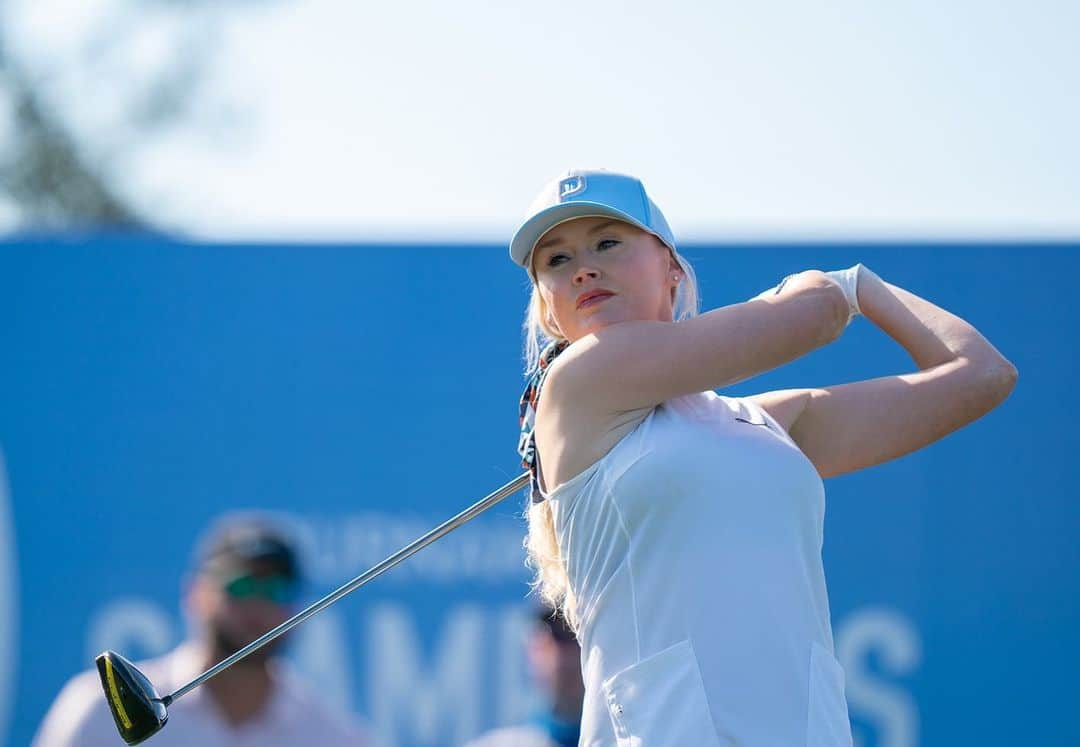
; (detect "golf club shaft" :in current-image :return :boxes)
[164,471,530,706]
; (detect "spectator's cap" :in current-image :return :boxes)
[510,168,676,271]
[194,514,300,581]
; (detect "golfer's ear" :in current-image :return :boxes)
[666,250,681,274]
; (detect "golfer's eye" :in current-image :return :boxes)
[596,239,620,251]
[546,252,570,267]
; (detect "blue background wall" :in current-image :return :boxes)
[1,239,1076,746]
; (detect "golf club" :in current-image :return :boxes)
[96,471,530,745]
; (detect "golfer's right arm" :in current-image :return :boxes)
[545,270,849,413]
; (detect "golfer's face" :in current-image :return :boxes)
[531,217,677,342]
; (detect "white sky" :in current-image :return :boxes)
[6,0,1080,240]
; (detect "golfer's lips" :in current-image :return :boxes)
[576,289,615,309]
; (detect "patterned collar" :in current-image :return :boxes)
[517,340,570,503]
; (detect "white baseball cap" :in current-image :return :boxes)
[509,169,677,269]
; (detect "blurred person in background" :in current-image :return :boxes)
[466,605,583,747]
[33,514,370,746]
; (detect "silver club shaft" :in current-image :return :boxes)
[163,471,530,706]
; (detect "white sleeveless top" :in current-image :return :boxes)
[540,391,852,746]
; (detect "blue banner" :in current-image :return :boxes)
[1,239,1076,746]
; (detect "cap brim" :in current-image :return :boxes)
[509,202,658,269]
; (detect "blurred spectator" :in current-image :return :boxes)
[466,605,583,747]
[33,514,370,746]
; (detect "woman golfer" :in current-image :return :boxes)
[511,169,1017,746]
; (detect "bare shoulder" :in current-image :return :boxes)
[534,349,653,492]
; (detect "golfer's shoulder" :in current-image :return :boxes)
[542,320,718,416]
[545,321,667,381]
[537,331,658,446]
[539,326,642,409]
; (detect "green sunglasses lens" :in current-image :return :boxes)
[223,574,297,604]
[224,575,256,599]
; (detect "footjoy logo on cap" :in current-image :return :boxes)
[559,175,586,200]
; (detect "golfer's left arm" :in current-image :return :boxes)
[749,267,1018,479]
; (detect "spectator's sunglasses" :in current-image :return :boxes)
[221,572,298,605]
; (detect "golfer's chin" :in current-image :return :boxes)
[570,307,643,338]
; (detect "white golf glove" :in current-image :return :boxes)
[824,263,865,325]
[752,264,869,327]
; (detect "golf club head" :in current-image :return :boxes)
[95,651,168,745]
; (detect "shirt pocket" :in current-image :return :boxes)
[601,639,726,747]
[806,641,854,747]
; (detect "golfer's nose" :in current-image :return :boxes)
[573,265,600,285]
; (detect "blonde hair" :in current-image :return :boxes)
[521,242,700,628]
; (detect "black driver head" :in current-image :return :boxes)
[95,651,169,745]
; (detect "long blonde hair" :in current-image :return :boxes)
[522,242,700,628]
